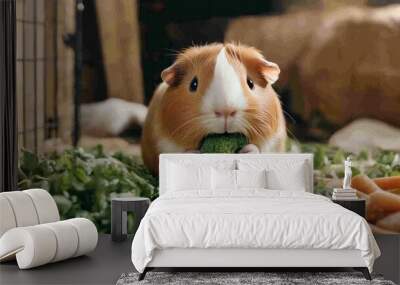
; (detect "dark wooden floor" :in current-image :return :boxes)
[0,234,134,285]
[1,234,398,285]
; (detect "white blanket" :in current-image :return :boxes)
[131,190,380,273]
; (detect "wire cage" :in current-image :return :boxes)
[15,0,81,155]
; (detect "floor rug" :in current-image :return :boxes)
[116,271,395,285]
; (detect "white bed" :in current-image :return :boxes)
[131,154,380,280]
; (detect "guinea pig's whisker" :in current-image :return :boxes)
[247,126,263,139]
[170,115,205,137]
[200,119,215,128]
[178,122,209,142]
[246,112,275,125]
[247,110,278,128]
[255,120,274,134]
[251,124,265,138]
[255,116,276,130]
[241,113,275,139]
[170,113,215,140]
[236,118,251,137]
[200,118,220,133]
[283,110,296,124]
[165,48,181,57]
[240,119,263,139]
[286,127,298,143]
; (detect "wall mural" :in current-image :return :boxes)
[15,1,400,235]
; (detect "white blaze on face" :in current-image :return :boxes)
[201,48,247,114]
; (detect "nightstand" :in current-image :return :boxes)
[111,197,150,242]
[332,199,366,218]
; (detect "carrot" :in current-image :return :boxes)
[351,175,382,194]
[356,190,369,200]
[373,176,400,190]
[369,223,398,235]
[376,212,400,233]
[366,199,386,223]
[388,188,400,195]
[369,191,400,213]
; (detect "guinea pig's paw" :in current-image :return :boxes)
[185,150,201,153]
[239,144,260,154]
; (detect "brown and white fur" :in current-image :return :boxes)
[142,43,286,173]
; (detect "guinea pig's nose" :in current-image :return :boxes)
[214,108,237,118]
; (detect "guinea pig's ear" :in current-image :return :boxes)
[260,59,280,85]
[161,64,183,86]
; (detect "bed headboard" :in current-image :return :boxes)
[159,153,314,196]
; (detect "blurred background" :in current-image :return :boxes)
[16,0,400,155]
[15,0,400,233]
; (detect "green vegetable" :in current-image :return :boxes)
[291,140,400,197]
[200,133,248,153]
[18,146,158,233]
[18,140,399,233]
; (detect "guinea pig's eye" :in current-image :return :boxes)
[189,77,198,92]
[247,78,254,90]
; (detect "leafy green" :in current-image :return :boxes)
[18,146,158,233]
[200,133,248,153]
[18,141,399,233]
[290,141,400,197]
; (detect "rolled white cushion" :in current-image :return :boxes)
[0,191,39,227]
[0,218,98,269]
[0,226,57,269]
[65,218,98,257]
[23,189,60,224]
[0,196,17,237]
[42,221,79,262]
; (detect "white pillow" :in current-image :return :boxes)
[212,169,268,190]
[266,168,306,191]
[237,159,308,191]
[167,162,212,191]
[212,168,237,190]
[236,169,268,189]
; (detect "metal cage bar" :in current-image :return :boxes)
[0,0,18,192]
[16,0,70,153]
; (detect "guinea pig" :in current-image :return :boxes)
[141,43,287,173]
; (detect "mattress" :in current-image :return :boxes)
[148,248,365,267]
[131,190,380,273]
